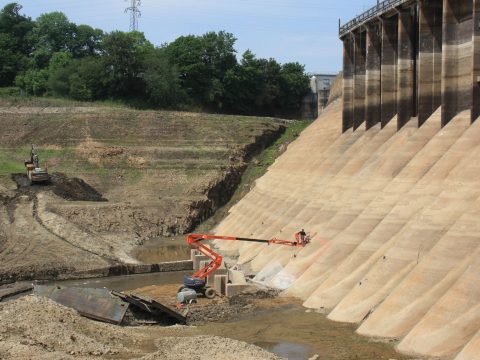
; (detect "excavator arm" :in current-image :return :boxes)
[186,233,308,280]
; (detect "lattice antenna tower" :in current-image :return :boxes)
[125,0,141,31]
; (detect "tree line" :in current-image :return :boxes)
[0,3,311,117]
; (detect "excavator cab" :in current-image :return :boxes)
[24,144,50,184]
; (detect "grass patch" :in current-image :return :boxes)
[195,120,311,232]
[0,94,129,109]
[0,156,24,175]
[0,87,21,97]
[0,146,80,177]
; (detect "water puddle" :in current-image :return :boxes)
[198,305,406,360]
[132,235,190,263]
[255,341,316,360]
[47,270,190,292]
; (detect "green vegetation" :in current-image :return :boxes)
[0,151,24,175]
[0,146,74,176]
[0,3,311,118]
[243,120,310,179]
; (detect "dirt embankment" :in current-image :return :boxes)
[187,126,285,232]
[50,125,285,242]
[0,104,286,283]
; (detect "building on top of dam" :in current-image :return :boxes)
[339,0,480,132]
[302,73,337,120]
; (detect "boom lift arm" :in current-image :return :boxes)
[186,233,308,281]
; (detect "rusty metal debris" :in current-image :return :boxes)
[35,285,129,325]
[112,291,186,324]
[0,283,33,301]
[34,285,186,326]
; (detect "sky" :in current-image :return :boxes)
[0,0,378,74]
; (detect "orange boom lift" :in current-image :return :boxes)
[179,232,309,298]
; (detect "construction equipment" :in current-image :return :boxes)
[24,144,50,183]
[179,232,310,299]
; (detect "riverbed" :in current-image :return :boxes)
[44,271,406,360]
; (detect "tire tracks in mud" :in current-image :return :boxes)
[5,173,119,265]
[30,194,120,264]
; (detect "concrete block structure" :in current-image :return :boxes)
[193,255,209,271]
[213,275,227,296]
[340,0,480,131]
[206,268,227,286]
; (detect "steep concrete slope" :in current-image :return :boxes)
[214,101,480,359]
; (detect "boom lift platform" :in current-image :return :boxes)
[179,232,310,299]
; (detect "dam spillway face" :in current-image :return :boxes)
[213,1,480,359]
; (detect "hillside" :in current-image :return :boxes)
[0,98,285,283]
[214,100,480,359]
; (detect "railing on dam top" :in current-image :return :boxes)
[339,0,409,38]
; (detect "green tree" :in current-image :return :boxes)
[71,24,103,58]
[254,57,282,115]
[165,31,237,109]
[47,51,72,95]
[143,48,185,108]
[278,62,310,115]
[224,50,283,116]
[0,3,34,86]
[224,50,262,114]
[102,30,153,97]
[15,68,49,96]
[31,11,76,67]
[69,57,107,100]
[50,56,107,100]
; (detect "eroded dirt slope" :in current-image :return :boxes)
[0,102,285,282]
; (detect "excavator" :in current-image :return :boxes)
[178,231,310,299]
[24,144,50,184]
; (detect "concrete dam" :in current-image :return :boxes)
[213,0,480,359]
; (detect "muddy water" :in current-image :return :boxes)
[198,305,407,360]
[48,270,190,291]
[46,273,405,360]
[132,235,190,263]
[255,341,315,360]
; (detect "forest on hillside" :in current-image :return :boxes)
[0,3,311,117]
